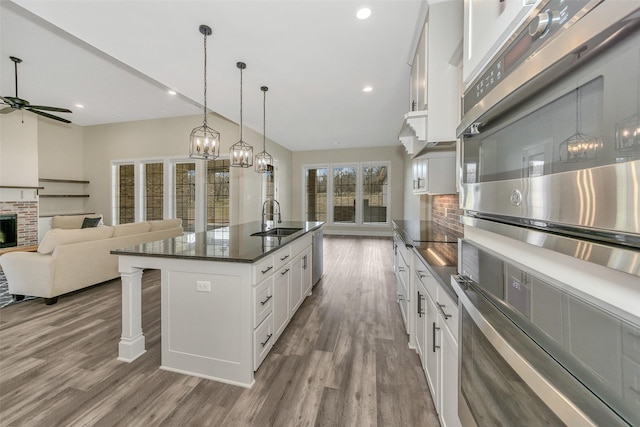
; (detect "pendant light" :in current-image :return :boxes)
[255,86,273,173]
[189,25,220,160]
[230,62,253,167]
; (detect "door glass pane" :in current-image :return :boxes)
[144,162,163,220]
[118,164,135,224]
[305,167,327,221]
[175,162,196,232]
[362,165,388,223]
[333,166,356,223]
[207,159,230,230]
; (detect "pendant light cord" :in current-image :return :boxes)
[263,88,266,151]
[239,65,244,141]
[203,30,208,127]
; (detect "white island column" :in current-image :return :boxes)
[117,263,146,362]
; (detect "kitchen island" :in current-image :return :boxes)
[112,220,323,387]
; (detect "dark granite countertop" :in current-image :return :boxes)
[392,219,460,302]
[111,221,324,263]
[392,219,462,245]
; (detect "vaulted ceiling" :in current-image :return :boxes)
[1,0,426,151]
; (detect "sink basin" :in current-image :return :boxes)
[251,227,302,237]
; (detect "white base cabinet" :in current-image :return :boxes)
[413,251,461,427]
[117,229,316,388]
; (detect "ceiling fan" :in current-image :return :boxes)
[1,56,72,124]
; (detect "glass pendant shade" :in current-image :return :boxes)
[256,85,273,173]
[190,24,220,160]
[230,62,253,167]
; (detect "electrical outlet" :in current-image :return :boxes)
[196,281,211,292]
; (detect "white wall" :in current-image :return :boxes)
[291,145,405,235]
[0,111,39,186]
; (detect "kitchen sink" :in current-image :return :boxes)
[251,227,302,237]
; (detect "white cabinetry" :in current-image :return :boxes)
[463,0,539,86]
[414,252,461,427]
[412,151,457,195]
[399,0,463,154]
[273,264,290,340]
[394,231,411,333]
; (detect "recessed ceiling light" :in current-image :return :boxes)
[168,90,177,95]
[356,7,371,20]
[75,104,84,108]
[362,86,373,92]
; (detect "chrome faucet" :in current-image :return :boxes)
[262,199,282,230]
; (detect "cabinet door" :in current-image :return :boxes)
[290,255,303,315]
[416,282,428,367]
[441,323,461,427]
[273,266,290,339]
[302,248,313,296]
[425,293,441,412]
[463,0,538,85]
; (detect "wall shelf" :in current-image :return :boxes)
[39,178,90,184]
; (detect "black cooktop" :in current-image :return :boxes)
[393,220,462,243]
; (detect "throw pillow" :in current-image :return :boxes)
[81,217,102,228]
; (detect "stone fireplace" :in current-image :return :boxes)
[0,188,39,247]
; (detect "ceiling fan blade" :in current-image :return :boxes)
[28,105,72,113]
[1,106,15,114]
[26,108,72,124]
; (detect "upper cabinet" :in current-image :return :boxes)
[399,0,463,155]
[462,0,540,87]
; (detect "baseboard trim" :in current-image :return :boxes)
[323,229,393,237]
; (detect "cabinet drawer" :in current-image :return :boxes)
[415,263,438,301]
[437,287,459,342]
[273,246,292,271]
[253,313,274,371]
[254,277,273,328]
[253,255,275,283]
[291,233,312,256]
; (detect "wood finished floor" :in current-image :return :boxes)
[0,236,439,426]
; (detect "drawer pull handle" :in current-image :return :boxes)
[433,322,440,352]
[261,266,273,274]
[281,268,290,275]
[398,267,406,272]
[260,295,272,305]
[280,254,289,261]
[417,291,425,317]
[437,302,452,319]
[416,270,427,279]
[260,333,273,347]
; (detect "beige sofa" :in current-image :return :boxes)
[0,215,183,304]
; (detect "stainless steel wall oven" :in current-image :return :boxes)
[455,0,640,425]
[452,240,639,426]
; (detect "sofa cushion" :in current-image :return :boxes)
[149,219,182,231]
[112,222,152,237]
[38,226,114,254]
[81,217,102,228]
[52,214,103,229]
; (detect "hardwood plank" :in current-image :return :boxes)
[0,236,439,426]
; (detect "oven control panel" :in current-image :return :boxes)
[463,0,590,114]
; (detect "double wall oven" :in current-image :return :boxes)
[455,0,640,426]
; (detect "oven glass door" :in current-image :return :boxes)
[460,304,563,426]
[462,31,640,186]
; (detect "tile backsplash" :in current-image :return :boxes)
[432,194,463,235]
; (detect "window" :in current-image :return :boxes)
[304,162,390,226]
[207,159,230,229]
[118,164,135,224]
[362,164,388,223]
[305,167,327,221]
[175,162,196,232]
[144,162,164,220]
[333,166,357,224]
